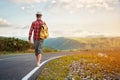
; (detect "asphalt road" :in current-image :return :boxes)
[0,52,76,80]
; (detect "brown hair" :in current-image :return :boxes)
[36,14,42,18]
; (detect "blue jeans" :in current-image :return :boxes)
[34,40,44,56]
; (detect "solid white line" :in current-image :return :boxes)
[21,56,63,80]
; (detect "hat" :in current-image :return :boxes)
[36,11,42,15]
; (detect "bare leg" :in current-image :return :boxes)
[36,54,42,67]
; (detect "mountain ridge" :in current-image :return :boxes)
[44,37,120,50]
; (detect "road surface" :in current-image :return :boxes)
[0,52,78,80]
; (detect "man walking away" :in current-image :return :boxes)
[28,11,46,67]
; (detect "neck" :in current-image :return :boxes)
[37,18,41,20]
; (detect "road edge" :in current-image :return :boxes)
[21,55,64,80]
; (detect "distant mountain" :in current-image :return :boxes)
[44,37,83,50]
[86,35,105,38]
[14,36,120,50]
[44,37,120,50]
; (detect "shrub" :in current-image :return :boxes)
[0,37,29,52]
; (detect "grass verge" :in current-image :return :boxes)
[37,51,120,80]
[0,48,60,56]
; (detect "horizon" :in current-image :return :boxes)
[1,35,120,42]
[0,0,120,38]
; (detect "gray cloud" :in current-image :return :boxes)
[14,25,30,29]
[0,18,11,27]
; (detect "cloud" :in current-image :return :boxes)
[50,26,105,37]
[9,0,47,3]
[44,0,120,14]
[20,5,35,13]
[14,25,30,29]
[0,18,11,27]
[9,0,120,14]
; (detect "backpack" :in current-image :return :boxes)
[39,23,49,39]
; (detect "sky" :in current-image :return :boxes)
[0,0,120,38]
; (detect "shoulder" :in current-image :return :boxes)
[32,20,37,24]
[41,20,46,25]
[31,20,38,27]
[39,20,46,25]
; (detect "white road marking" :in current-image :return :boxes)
[21,56,63,80]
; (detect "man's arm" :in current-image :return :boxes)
[28,23,34,43]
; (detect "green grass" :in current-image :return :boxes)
[0,36,59,56]
[37,51,120,80]
[0,48,60,56]
[0,50,32,56]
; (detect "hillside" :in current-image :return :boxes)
[0,36,29,52]
[2,36,120,52]
[44,37,120,50]
[44,37,82,50]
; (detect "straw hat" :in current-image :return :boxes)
[36,11,42,16]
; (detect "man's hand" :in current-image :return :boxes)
[28,40,31,44]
